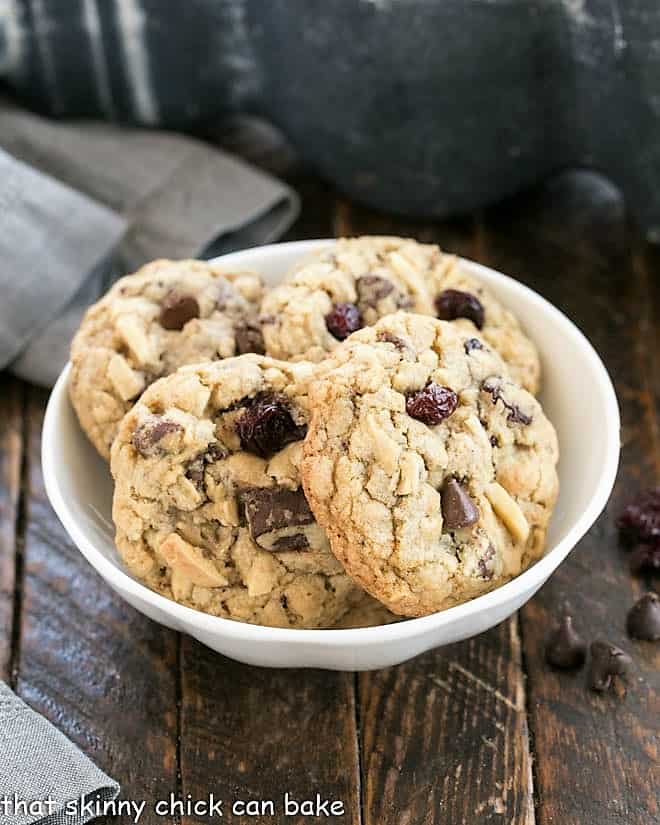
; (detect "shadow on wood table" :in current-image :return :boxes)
[0,169,657,825]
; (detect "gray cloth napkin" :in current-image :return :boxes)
[0,682,119,825]
[0,100,299,386]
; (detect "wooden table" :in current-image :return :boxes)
[0,167,657,825]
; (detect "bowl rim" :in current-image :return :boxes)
[42,239,621,647]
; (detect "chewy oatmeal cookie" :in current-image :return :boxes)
[70,259,265,459]
[110,355,366,628]
[301,313,558,617]
[260,236,540,393]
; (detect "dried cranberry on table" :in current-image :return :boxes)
[617,487,660,576]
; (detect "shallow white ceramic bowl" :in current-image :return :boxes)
[42,240,620,670]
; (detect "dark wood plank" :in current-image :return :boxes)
[337,202,535,825]
[359,623,534,825]
[16,387,180,824]
[0,375,23,682]
[478,170,659,825]
[180,645,360,824]
[179,180,361,825]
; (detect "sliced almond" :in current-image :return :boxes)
[108,353,146,401]
[485,482,530,543]
[366,412,401,475]
[159,533,227,587]
[115,314,156,366]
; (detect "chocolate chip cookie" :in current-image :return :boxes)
[111,355,366,628]
[70,259,265,459]
[261,236,540,393]
[301,313,558,617]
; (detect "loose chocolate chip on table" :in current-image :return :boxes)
[241,486,315,551]
[234,320,265,355]
[436,289,485,329]
[236,393,306,458]
[132,417,182,457]
[587,640,632,692]
[481,378,532,425]
[441,477,480,530]
[626,593,660,640]
[545,615,587,669]
[325,302,363,340]
[159,290,200,330]
[464,337,484,353]
[406,383,458,425]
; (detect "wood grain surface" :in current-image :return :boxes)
[0,169,657,825]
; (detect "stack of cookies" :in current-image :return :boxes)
[69,237,559,629]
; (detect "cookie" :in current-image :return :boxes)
[261,236,437,362]
[110,355,366,628]
[70,259,265,459]
[301,313,558,617]
[261,236,540,393]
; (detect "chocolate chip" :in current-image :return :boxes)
[234,320,265,355]
[545,615,587,669]
[241,486,315,551]
[406,383,458,425]
[436,289,485,329]
[482,378,532,425]
[236,393,306,458]
[185,443,226,486]
[132,417,182,456]
[490,435,499,447]
[377,331,409,350]
[356,274,395,306]
[159,290,200,330]
[478,543,495,579]
[626,593,660,640]
[325,302,363,340]
[464,337,484,354]
[587,640,632,692]
[441,478,480,530]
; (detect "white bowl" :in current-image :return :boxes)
[42,240,620,670]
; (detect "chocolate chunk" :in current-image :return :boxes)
[436,289,485,329]
[159,290,200,330]
[236,393,307,458]
[587,641,632,692]
[234,320,265,355]
[482,378,532,425]
[441,478,480,530]
[356,274,395,306]
[325,302,363,340]
[626,593,660,640]
[464,337,484,353]
[545,615,586,669]
[406,383,458,425]
[241,486,315,551]
[132,417,182,456]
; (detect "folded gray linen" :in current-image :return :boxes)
[0,682,119,825]
[0,101,299,386]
